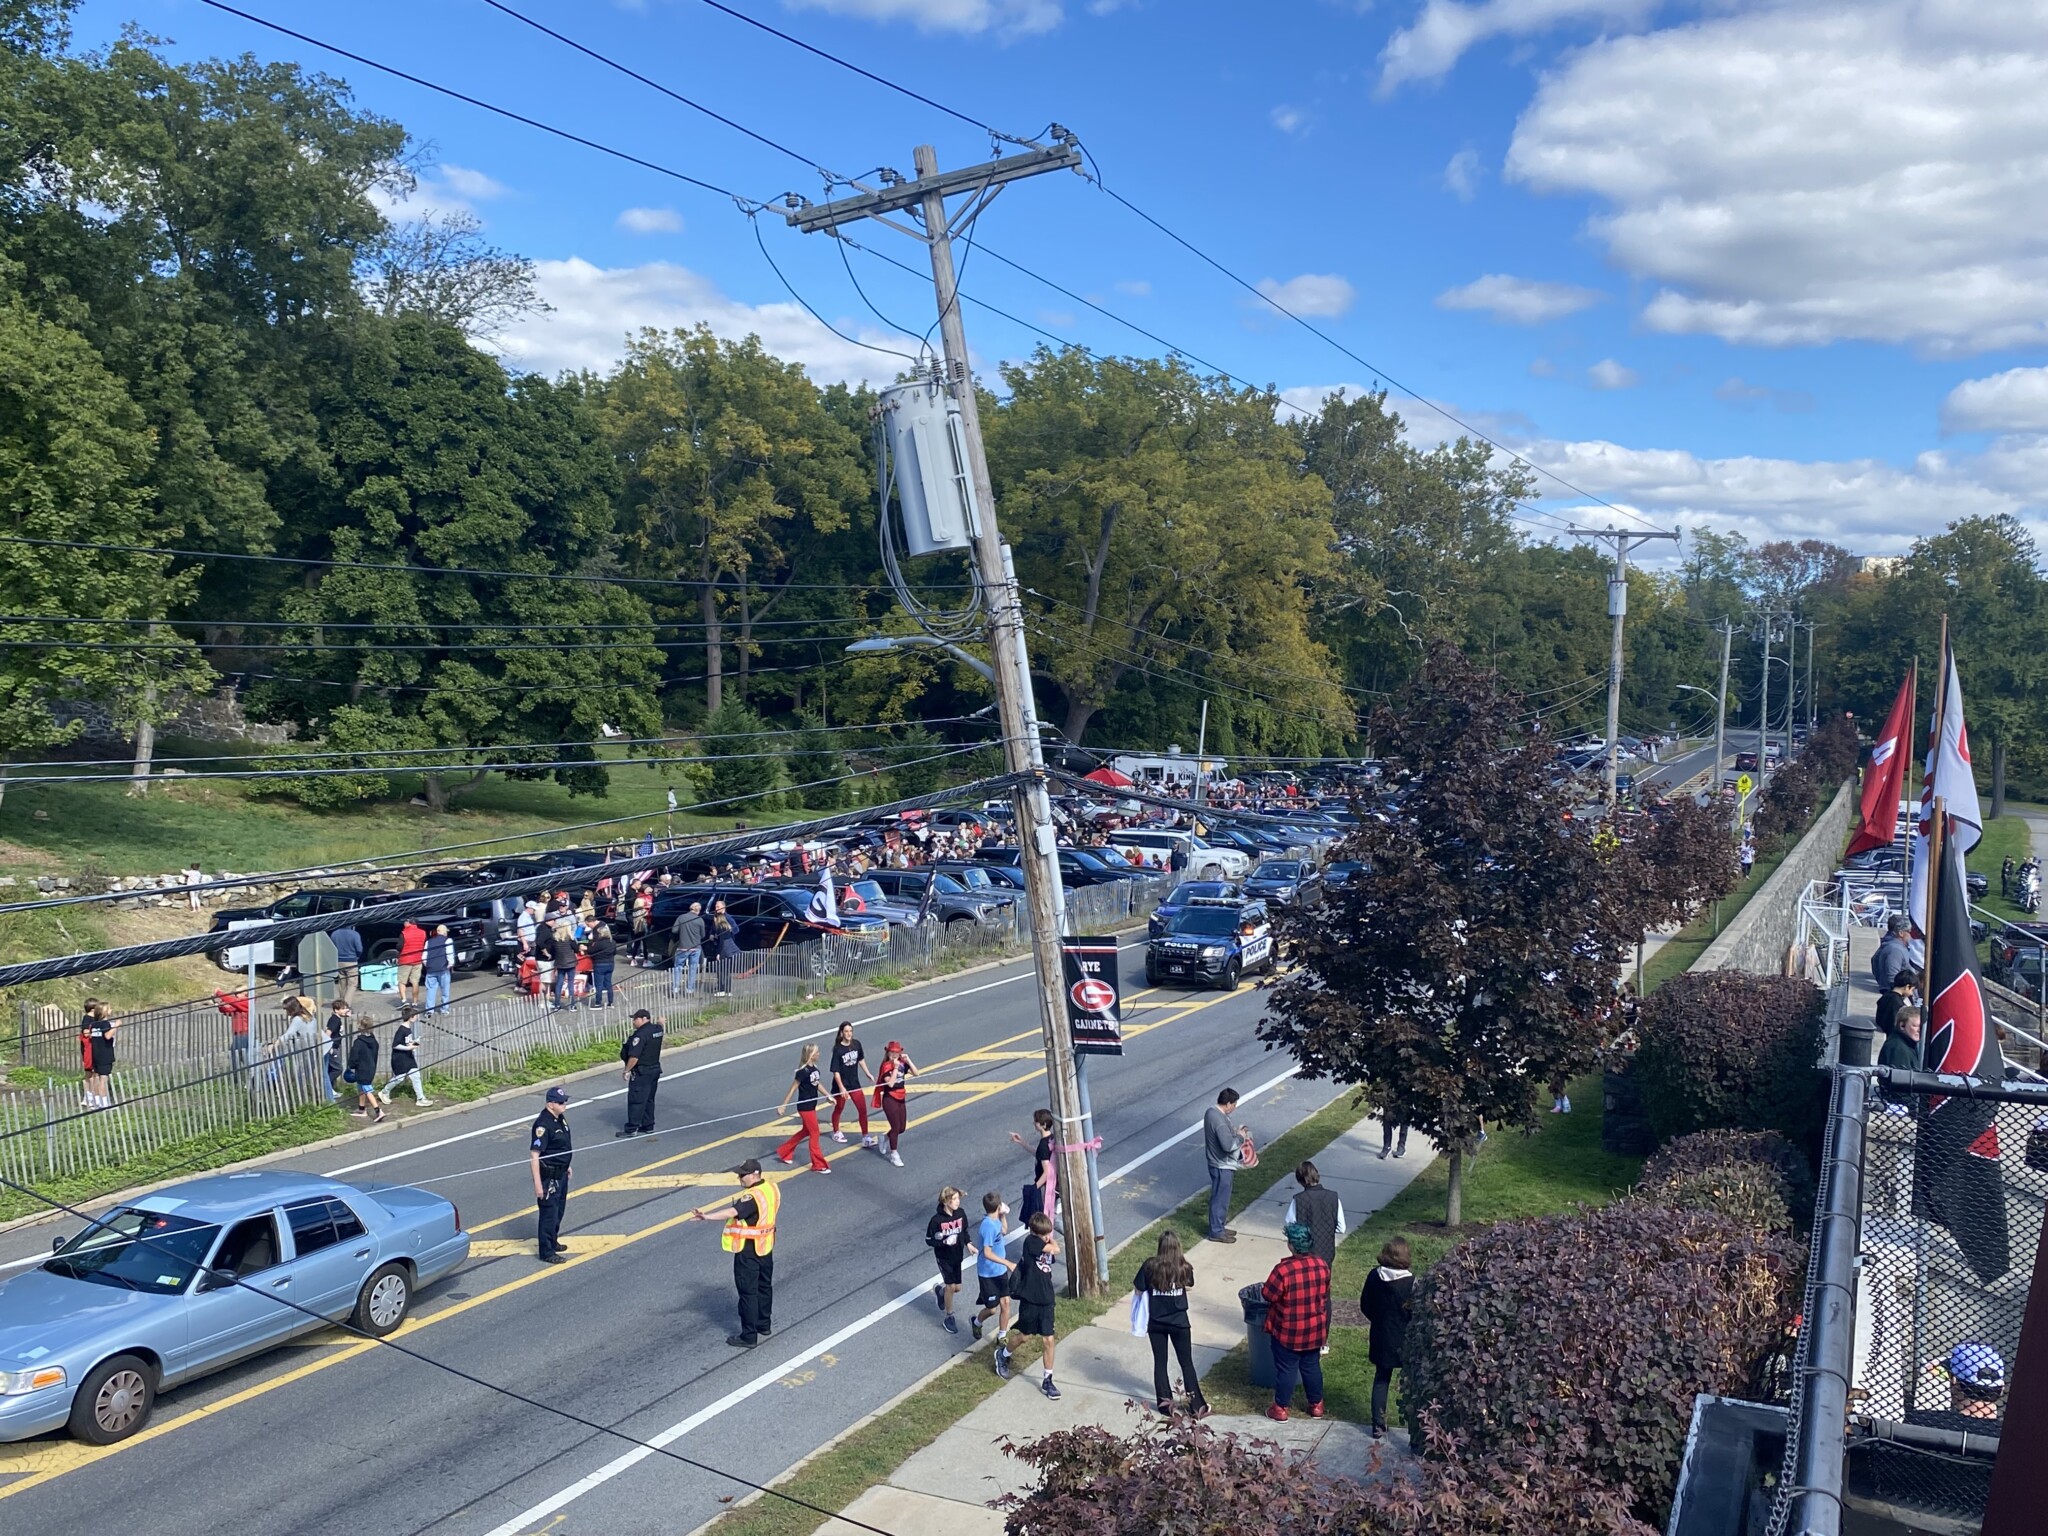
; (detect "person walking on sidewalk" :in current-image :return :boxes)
[331,921,362,1005]
[617,1008,664,1137]
[970,1192,1014,1355]
[1134,1229,1209,1419]
[1010,1108,1055,1223]
[1379,1115,1409,1161]
[669,901,706,997]
[774,1044,831,1172]
[343,1014,386,1123]
[1007,1211,1062,1399]
[1283,1160,1346,1350]
[925,1186,975,1334]
[1361,1236,1414,1440]
[828,1021,875,1147]
[1261,1222,1330,1422]
[396,918,427,1009]
[421,924,455,1016]
[1203,1088,1250,1242]
[690,1159,779,1349]
[382,1006,432,1107]
[530,1086,574,1263]
[874,1040,917,1167]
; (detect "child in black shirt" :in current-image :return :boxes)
[1009,1211,1061,1400]
[924,1187,977,1335]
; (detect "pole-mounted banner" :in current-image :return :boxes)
[1060,937,1124,1057]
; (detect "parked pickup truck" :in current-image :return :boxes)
[208,890,493,974]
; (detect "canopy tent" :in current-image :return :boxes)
[1080,766,1135,788]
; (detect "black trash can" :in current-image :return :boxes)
[1239,1283,1275,1390]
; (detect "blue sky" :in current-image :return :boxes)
[75,0,2048,556]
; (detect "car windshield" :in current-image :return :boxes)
[848,881,889,905]
[1253,862,1302,880]
[1170,882,1234,904]
[1328,862,1362,877]
[1169,908,1241,937]
[46,1208,221,1296]
[946,867,994,890]
[1063,849,1113,871]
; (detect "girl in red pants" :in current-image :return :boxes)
[828,1020,875,1148]
[775,1044,831,1173]
[874,1040,918,1168]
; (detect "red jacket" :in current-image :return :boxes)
[1262,1254,1331,1353]
[397,922,427,965]
[213,990,251,1037]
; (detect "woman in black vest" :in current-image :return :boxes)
[1284,1160,1345,1349]
[1361,1236,1414,1439]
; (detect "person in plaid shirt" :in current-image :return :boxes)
[1261,1222,1330,1421]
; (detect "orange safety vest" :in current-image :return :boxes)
[721,1178,779,1255]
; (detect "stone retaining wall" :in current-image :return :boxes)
[1691,780,1854,977]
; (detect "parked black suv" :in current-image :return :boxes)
[209,890,493,973]
[860,867,1014,929]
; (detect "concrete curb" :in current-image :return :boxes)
[0,936,1107,1240]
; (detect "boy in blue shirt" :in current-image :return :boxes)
[969,1191,1015,1375]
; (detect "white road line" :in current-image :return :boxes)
[477,1061,1303,1536]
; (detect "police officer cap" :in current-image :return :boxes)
[736,1158,763,1178]
[631,1008,652,1020]
[545,1086,571,1104]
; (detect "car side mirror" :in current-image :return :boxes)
[197,1268,236,1293]
[51,1235,64,1253]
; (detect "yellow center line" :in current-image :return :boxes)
[0,982,1245,1496]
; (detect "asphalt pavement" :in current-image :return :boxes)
[0,942,1336,1536]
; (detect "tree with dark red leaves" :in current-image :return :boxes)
[1260,645,1736,1225]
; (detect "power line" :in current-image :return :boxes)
[0,629,917,654]
[2,613,897,634]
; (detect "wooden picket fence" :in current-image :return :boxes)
[0,879,1159,1188]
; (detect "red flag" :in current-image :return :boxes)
[1911,826,2011,1283]
[1847,666,1914,855]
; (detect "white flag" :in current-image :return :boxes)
[1909,650,1983,933]
[809,867,840,927]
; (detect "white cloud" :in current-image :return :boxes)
[1113,279,1152,298]
[784,0,1062,35]
[492,257,919,385]
[617,206,684,235]
[1587,358,1639,389]
[1253,273,1357,318]
[1437,272,1605,324]
[437,164,510,203]
[1942,367,2048,434]
[1271,104,1308,134]
[1379,0,1661,92]
[1506,3,2048,355]
[1444,147,1484,201]
[374,164,512,221]
[1715,376,1817,414]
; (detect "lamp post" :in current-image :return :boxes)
[845,634,995,683]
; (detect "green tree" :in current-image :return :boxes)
[698,699,778,808]
[885,722,949,798]
[786,712,848,808]
[986,347,1351,752]
[0,295,207,795]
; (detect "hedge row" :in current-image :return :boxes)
[1630,970,1827,1151]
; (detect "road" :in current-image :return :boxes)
[1636,728,1765,799]
[0,943,1334,1536]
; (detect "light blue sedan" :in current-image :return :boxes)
[0,1170,469,1445]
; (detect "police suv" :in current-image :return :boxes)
[1143,897,1274,989]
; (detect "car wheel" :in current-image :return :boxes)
[354,1262,413,1337]
[1222,960,1241,991]
[1145,966,1159,987]
[69,1354,155,1445]
[369,943,398,966]
[945,917,973,936]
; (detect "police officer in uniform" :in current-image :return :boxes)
[530,1086,574,1264]
[617,1008,665,1138]
[690,1159,779,1348]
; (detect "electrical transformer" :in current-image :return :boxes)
[878,377,981,557]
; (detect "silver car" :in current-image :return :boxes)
[0,1170,469,1445]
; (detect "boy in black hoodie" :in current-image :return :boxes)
[924,1187,977,1335]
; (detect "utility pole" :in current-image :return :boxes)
[788,139,1107,1296]
[1757,611,1779,779]
[1194,699,1209,809]
[1567,525,1680,807]
[1714,617,1733,809]
[1804,620,1818,731]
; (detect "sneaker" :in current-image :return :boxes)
[1210,1232,1237,1244]
[1041,1376,1061,1400]
[832,1131,848,1144]
[1265,1405,1289,1422]
[348,1108,368,1119]
[615,1129,639,1139]
[1370,1425,1385,1440]
[726,1333,759,1349]
[971,1317,984,1342]
[934,1284,946,1313]
[993,1348,1012,1381]
[372,1109,387,1124]
[1377,1147,1390,1161]
[776,1153,795,1165]
[888,1151,904,1167]
[812,1164,832,1174]
[943,1314,959,1335]
[861,1135,878,1148]
[540,1252,567,1265]
[416,1100,434,1108]
[1308,1402,1326,1419]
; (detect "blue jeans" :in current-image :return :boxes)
[670,950,701,996]
[1271,1342,1325,1410]
[423,970,450,1013]
[553,970,575,1008]
[591,963,615,1008]
[1207,1165,1233,1239]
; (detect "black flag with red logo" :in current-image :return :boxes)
[1910,828,2011,1283]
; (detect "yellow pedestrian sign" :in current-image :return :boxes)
[1736,773,1754,797]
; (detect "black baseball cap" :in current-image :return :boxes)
[545,1086,570,1104]
[631,1008,652,1020]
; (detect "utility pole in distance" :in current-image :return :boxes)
[1567,524,1680,807]
[788,139,1107,1296]
[1714,616,1733,808]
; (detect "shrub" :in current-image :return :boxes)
[1641,1129,1814,1220]
[1636,1164,1793,1235]
[1630,971,1827,1148]
[698,700,779,806]
[1402,1201,1805,1519]
[996,1417,1656,1536]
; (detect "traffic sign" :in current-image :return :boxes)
[1736,773,1754,797]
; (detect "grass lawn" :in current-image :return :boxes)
[1191,1072,1641,1423]
[1639,839,1795,994]
[698,1089,1371,1536]
[1968,814,2034,928]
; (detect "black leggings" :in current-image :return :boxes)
[1149,1326,1206,1411]
[1372,1362,1399,1430]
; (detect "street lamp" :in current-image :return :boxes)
[845,634,995,684]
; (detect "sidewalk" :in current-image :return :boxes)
[836,1115,1436,1535]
